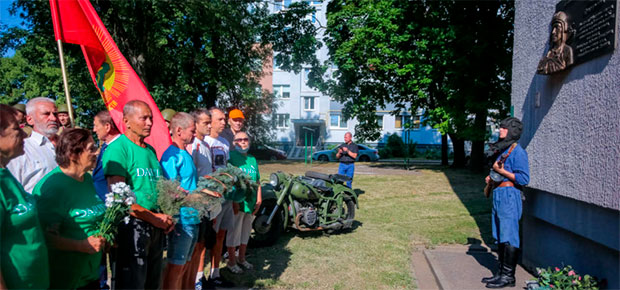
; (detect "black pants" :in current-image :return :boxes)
[114,217,165,290]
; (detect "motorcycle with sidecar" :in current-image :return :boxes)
[250,171,359,247]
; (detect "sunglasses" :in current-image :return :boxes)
[234,138,249,142]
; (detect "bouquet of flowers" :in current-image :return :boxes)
[95,182,135,245]
[532,265,599,290]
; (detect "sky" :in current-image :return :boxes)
[1,0,25,57]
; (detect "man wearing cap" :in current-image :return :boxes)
[162,108,176,130]
[57,104,72,129]
[220,108,245,146]
[12,103,32,137]
[481,117,529,289]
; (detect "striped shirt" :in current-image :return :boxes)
[7,131,58,194]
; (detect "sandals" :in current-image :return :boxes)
[239,260,253,270]
[227,264,243,274]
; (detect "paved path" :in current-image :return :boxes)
[412,244,535,290]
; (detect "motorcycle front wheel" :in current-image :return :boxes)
[250,201,284,247]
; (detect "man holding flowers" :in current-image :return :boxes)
[160,112,201,289]
[101,100,174,289]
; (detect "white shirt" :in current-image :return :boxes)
[188,136,214,177]
[204,135,229,170]
[7,131,58,193]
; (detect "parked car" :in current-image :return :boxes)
[249,144,287,160]
[312,144,380,162]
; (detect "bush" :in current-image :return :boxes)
[386,134,405,157]
[536,265,599,290]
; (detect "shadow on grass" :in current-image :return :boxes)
[222,224,362,288]
[440,166,494,246]
[222,231,294,288]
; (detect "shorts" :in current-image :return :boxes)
[167,223,200,265]
[226,212,255,247]
[213,200,234,232]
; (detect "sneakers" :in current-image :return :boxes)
[202,276,235,289]
[239,260,253,270]
[227,264,243,274]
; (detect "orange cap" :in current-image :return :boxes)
[229,109,245,119]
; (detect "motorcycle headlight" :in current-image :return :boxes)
[270,173,280,188]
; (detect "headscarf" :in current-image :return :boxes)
[485,117,523,163]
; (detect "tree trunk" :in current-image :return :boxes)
[441,133,449,166]
[469,110,489,172]
[449,133,466,168]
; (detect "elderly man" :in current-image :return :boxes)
[101,100,174,289]
[7,97,59,193]
[336,132,358,188]
[220,108,245,146]
[203,107,235,288]
[92,110,121,201]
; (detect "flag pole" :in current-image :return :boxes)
[56,39,75,127]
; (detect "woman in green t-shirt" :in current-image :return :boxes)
[226,131,262,273]
[0,104,50,289]
[33,128,106,289]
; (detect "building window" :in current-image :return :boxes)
[274,114,290,128]
[303,0,322,5]
[395,115,412,129]
[395,114,420,129]
[412,114,421,130]
[330,114,347,129]
[273,84,290,99]
[376,115,384,129]
[303,96,315,111]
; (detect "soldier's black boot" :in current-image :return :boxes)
[486,244,517,288]
[481,243,505,283]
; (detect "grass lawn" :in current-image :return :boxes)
[218,160,490,289]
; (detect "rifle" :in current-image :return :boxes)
[484,143,517,198]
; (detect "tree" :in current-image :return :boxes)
[1,0,321,144]
[322,0,514,169]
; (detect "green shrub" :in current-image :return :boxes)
[386,134,405,158]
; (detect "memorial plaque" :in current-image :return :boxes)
[537,0,618,74]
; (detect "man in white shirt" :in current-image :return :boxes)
[7,97,59,193]
[203,107,235,288]
[188,108,213,176]
[186,108,214,288]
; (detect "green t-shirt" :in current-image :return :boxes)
[0,168,49,289]
[33,167,105,289]
[228,151,260,213]
[101,134,162,210]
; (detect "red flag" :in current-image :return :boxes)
[49,0,171,158]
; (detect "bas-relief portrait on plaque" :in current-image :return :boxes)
[537,0,619,75]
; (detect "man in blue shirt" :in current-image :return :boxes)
[160,112,200,290]
[92,110,120,201]
[482,117,529,289]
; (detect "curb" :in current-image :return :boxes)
[423,250,450,290]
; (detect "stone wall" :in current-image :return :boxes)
[512,0,620,288]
